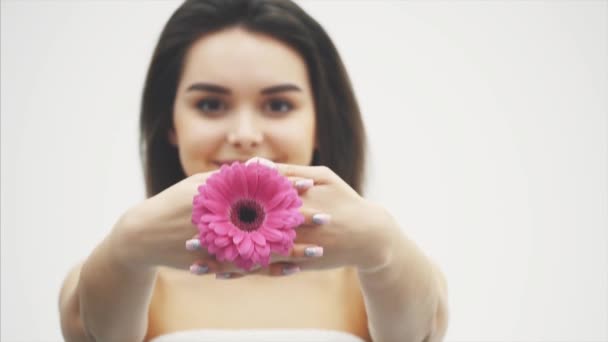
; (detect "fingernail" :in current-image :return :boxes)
[295,179,314,190]
[245,157,277,169]
[215,272,233,279]
[312,213,331,225]
[282,265,300,276]
[185,239,201,251]
[304,246,324,257]
[189,264,209,275]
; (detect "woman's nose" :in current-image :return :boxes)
[226,113,263,150]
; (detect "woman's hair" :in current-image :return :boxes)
[140,0,366,197]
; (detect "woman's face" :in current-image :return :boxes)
[170,27,316,176]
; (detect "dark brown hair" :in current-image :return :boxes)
[139,0,366,197]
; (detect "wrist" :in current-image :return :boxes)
[106,209,158,273]
[355,203,400,273]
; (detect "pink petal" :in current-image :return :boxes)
[204,199,228,216]
[234,163,249,197]
[264,215,287,230]
[200,214,226,223]
[264,190,290,211]
[257,243,271,259]
[214,236,231,247]
[224,245,238,261]
[237,235,254,258]
[211,222,232,236]
[206,176,232,200]
[232,230,245,244]
[256,177,279,202]
[260,227,284,242]
[207,244,218,254]
[249,231,266,246]
[245,164,260,197]
[205,232,217,243]
[205,183,229,204]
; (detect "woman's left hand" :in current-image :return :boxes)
[221,160,401,278]
[191,159,402,279]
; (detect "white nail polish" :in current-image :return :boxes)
[304,246,324,257]
[185,239,201,251]
[295,179,314,190]
[282,265,300,275]
[189,264,208,275]
[312,213,331,225]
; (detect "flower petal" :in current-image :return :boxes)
[224,245,238,261]
[246,163,260,197]
[234,163,249,197]
[200,214,226,223]
[237,235,254,258]
[211,222,232,236]
[260,227,284,242]
[214,236,231,247]
[249,231,266,246]
[232,230,245,244]
[204,199,228,216]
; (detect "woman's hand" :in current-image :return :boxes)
[192,159,401,279]
[106,170,323,278]
[273,163,400,273]
[106,172,216,272]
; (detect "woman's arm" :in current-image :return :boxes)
[78,219,158,342]
[58,172,247,341]
[59,214,158,342]
[59,262,93,342]
[357,222,449,342]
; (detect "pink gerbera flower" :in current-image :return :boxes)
[191,161,304,271]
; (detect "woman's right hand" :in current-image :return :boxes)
[107,172,216,272]
[106,170,322,278]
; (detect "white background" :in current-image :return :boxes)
[1,0,606,341]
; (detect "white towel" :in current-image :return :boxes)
[149,329,366,342]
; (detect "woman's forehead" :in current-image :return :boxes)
[179,27,311,93]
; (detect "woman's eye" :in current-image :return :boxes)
[196,98,226,114]
[265,99,293,114]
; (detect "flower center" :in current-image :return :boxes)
[230,198,265,232]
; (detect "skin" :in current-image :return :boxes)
[59,26,448,342]
[169,27,317,175]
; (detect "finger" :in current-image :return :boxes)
[298,208,331,226]
[275,163,334,185]
[289,243,324,258]
[215,272,247,280]
[286,176,314,193]
[245,157,278,169]
[264,262,301,277]
[185,236,201,251]
[189,258,257,276]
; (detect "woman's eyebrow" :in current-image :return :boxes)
[186,82,302,95]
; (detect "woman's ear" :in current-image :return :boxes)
[168,128,177,146]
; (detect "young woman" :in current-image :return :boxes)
[59,1,449,341]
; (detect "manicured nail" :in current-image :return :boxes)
[245,157,277,169]
[215,272,233,279]
[282,265,300,276]
[295,179,314,190]
[189,264,209,275]
[185,239,201,251]
[312,213,331,225]
[304,246,324,257]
